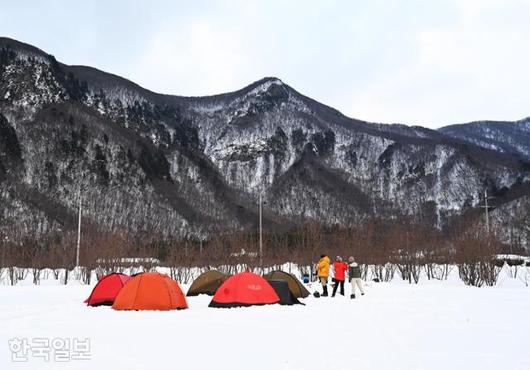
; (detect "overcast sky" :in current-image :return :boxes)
[2,0,530,128]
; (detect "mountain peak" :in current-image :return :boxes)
[256,76,283,84]
[244,77,286,96]
[241,77,285,94]
[0,37,50,60]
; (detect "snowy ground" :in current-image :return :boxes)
[1,269,529,370]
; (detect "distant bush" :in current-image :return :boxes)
[493,260,505,268]
[506,259,524,266]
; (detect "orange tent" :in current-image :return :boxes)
[112,272,188,311]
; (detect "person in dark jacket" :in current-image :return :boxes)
[331,256,348,297]
[348,256,365,299]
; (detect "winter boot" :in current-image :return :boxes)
[350,294,355,299]
[322,286,329,297]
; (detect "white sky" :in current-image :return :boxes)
[2,0,530,128]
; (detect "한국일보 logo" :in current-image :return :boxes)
[247,284,262,291]
[8,337,91,362]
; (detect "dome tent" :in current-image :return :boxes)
[187,270,230,296]
[112,272,188,311]
[263,270,310,298]
[209,272,280,308]
[84,273,131,306]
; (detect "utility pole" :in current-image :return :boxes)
[1,235,7,269]
[259,191,263,268]
[481,189,495,236]
[76,189,82,267]
[484,189,490,235]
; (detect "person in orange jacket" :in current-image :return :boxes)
[331,256,348,297]
[317,254,331,296]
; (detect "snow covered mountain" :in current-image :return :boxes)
[439,118,530,161]
[1,37,529,240]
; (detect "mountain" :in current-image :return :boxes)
[439,118,530,161]
[1,37,529,243]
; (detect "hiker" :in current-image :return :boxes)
[348,256,365,299]
[332,256,348,297]
[317,254,331,296]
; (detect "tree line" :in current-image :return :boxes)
[1,217,528,287]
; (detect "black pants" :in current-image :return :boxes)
[332,279,345,296]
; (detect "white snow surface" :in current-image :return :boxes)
[1,269,529,370]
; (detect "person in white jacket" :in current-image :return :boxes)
[348,256,365,299]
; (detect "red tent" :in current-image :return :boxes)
[209,272,280,308]
[85,273,131,306]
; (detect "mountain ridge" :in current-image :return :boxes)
[2,36,529,135]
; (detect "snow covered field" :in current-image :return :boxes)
[1,269,529,370]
